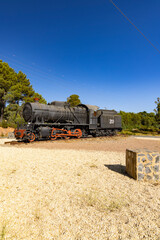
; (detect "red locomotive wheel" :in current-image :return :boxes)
[51,128,57,140]
[27,132,36,142]
[50,136,57,140]
[74,129,82,138]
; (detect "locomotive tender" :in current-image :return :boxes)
[14,101,122,142]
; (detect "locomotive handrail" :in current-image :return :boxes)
[68,105,80,123]
[54,115,63,123]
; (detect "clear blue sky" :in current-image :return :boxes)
[0,0,160,112]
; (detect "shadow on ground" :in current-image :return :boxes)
[104,164,131,177]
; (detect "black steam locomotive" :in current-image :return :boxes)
[14,101,122,142]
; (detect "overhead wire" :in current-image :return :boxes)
[3,0,158,86]
[0,53,64,82]
[0,53,78,88]
[110,0,160,54]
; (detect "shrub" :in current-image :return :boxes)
[1,120,8,128]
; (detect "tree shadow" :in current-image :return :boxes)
[104,164,131,177]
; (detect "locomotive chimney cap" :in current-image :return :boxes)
[34,98,39,102]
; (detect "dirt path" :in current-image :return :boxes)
[12,136,160,153]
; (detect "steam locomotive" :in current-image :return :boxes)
[14,101,122,142]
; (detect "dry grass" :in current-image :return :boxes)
[78,188,126,212]
[89,163,98,168]
[0,222,7,240]
[0,146,160,239]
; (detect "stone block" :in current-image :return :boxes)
[126,149,160,181]
[8,132,15,139]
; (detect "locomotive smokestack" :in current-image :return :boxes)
[34,98,39,102]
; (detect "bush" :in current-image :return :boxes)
[0,120,8,128]
[120,130,134,135]
[7,121,17,128]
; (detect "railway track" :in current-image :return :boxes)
[4,138,86,145]
[4,135,120,145]
[4,141,26,145]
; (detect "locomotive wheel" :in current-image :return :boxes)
[27,132,35,142]
[112,130,118,136]
[50,128,57,140]
[74,129,82,138]
[51,136,57,140]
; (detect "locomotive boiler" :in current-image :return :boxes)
[14,101,122,142]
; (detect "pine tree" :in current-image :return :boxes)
[0,60,46,125]
[4,71,34,105]
[25,92,47,104]
[0,60,17,120]
[67,94,81,107]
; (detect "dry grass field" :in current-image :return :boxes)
[0,137,160,239]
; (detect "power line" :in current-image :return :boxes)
[110,0,160,54]
[0,54,77,87]
[0,53,64,82]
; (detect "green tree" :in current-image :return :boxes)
[26,92,47,104]
[0,60,17,120]
[139,111,157,129]
[67,94,81,107]
[154,97,160,126]
[0,60,46,126]
[4,104,24,128]
[4,71,34,105]
[119,110,157,131]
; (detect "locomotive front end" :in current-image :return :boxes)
[14,129,26,139]
[23,102,33,122]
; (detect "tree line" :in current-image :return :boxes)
[120,106,160,132]
[0,60,159,132]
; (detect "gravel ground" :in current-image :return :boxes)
[0,146,160,240]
